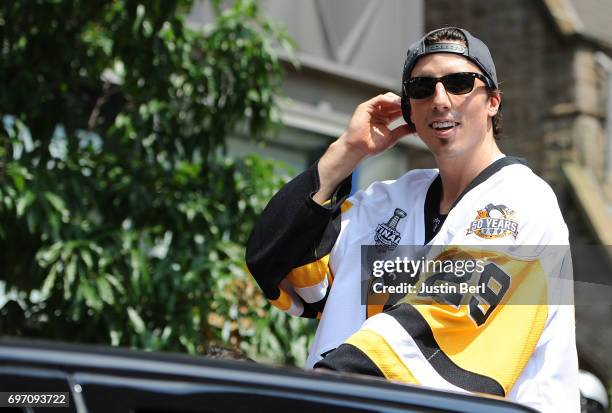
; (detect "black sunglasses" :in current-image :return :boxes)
[404,72,493,99]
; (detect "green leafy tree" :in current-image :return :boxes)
[0,0,313,365]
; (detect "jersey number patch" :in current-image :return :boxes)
[417,263,511,326]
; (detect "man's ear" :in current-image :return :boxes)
[487,90,501,117]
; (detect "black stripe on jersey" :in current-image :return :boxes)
[246,162,352,317]
[388,303,505,396]
[451,156,527,209]
[313,343,385,378]
[424,175,444,244]
[423,156,527,244]
[300,302,321,319]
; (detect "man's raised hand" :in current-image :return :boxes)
[314,92,415,204]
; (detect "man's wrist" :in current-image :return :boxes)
[314,140,364,204]
[311,168,352,209]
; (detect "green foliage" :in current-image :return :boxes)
[0,0,313,365]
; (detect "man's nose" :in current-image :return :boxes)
[431,81,451,111]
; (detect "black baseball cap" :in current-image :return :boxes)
[400,27,499,125]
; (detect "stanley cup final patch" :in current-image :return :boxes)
[374,208,407,251]
[466,203,519,239]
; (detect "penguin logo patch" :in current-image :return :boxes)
[466,204,519,239]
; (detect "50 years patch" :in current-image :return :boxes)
[466,203,519,239]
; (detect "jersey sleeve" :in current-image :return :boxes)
[245,162,352,318]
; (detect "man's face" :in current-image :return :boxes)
[409,53,500,159]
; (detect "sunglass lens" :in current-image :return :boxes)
[443,73,475,94]
[408,78,436,99]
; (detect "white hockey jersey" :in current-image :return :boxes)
[246,156,579,412]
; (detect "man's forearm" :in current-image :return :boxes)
[313,137,365,205]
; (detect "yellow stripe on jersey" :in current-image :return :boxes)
[345,328,420,385]
[269,285,305,316]
[340,200,353,213]
[413,303,547,394]
[401,247,549,394]
[268,199,351,316]
[284,200,351,290]
[269,287,292,311]
[287,255,331,288]
[320,199,352,212]
[367,304,384,318]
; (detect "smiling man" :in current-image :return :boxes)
[246,27,579,412]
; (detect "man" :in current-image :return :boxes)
[246,27,579,411]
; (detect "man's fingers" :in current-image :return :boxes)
[367,92,402,109]
[372,108,404,125]
[370,104,401,118]
[390,124,416,141]
[387,110,404,122]
[369,102,403,122]
[381,91,401,102]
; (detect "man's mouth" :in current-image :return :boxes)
[429,121,460,131]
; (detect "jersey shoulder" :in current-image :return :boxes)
[467,163,568,244]
[497,164,558,201]
[496,164,564,222]
[347,168,437,208]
